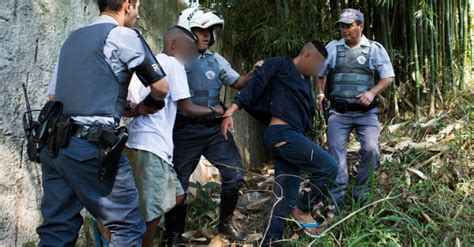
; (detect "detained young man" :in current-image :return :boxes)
[221,41,338,246]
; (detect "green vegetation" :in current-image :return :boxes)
[188,1,474,246]
[202,0,472,119]
[186,92,473,246]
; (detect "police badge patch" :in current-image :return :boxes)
[357,55,367,64]
[206,70,216,80]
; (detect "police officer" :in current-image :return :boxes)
[164,7,261,245]
[317,8,395,211]
[39,0,168,246]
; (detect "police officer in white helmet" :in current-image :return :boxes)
[164,7,262,245]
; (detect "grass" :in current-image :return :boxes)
[168,87,472,247]
[276,142,472,246]
[183,91,473,246]
[276,93,474,246]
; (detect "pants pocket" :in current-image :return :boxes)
[62,137,99,162]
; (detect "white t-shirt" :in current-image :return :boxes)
[126,53,191,165]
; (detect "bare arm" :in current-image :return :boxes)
[316,76,327,106]
[122,101,157,118]
[316,76,326,94]
[149,77,169,100]
[230,60,264,90]
[178,98,224,118]
[357,77,394,107]
[231,73,252,90]
[122,109,139,118]
[220,103,240,140]
[370,77,394,96]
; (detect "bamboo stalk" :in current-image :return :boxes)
[445,0,455,90]
[418,2,425,87]
[458,0,466,90]
[412,0,422,119]
[469,0,473,71]
[401,2,409,84]
[429,0,437,116]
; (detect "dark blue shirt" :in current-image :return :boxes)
[234,57,316,132]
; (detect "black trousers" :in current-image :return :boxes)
[172,124,244,197]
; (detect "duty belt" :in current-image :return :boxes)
[174,114,223,128]
[331,98,377,113]
[71,123,128,182]
[71,123,122,146]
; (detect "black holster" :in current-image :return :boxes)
[35,101,64,158]
[55,116,73,148]
[322,98,331,124]
[96,127,128,182]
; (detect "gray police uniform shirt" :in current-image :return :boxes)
[48,15,146,125]
[203,50,240,86]
[319,35,395,80]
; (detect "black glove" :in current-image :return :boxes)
[143,94,165,110]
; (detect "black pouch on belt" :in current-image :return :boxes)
[46,114,61,157]
[55,116,72,148]
[36,101,63,144]
[333,99,348,114]
[97,127,128,182]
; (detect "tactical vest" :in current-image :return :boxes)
[329,43,374,104]
[184,52,221,107]
[55,23,131,123]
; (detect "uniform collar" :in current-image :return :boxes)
[199,50,214,58]
[92,15,120,26]
[202,50,213,56]
[337,35,371,49]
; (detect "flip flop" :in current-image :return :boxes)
[92,219,110,247]
[290,217,321,238]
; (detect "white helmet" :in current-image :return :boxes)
[177,7,224,46]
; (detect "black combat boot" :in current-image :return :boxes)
[165,204,187,246]
[218,193,248,242]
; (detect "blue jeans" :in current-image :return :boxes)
[262,125,338,245]
[328,108,381,208]
[37,137,145,247]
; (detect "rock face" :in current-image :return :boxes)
[0,0,183,245]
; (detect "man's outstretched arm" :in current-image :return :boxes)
[230,60,264,90]
[178,98,224,118]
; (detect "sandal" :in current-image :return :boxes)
[92,219,110,247]
[290,217,321,238]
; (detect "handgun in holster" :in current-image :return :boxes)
[96,127,128,182]
[322,98,331,124]
[35,101,64,158]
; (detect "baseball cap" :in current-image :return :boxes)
[337,8,364,24]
